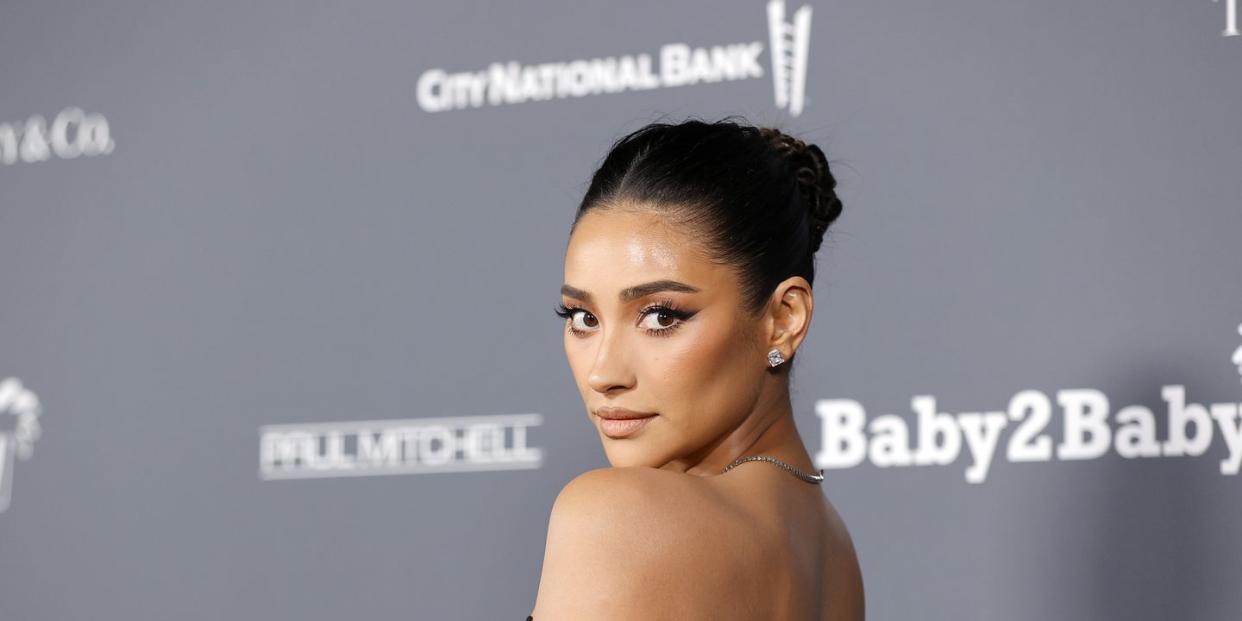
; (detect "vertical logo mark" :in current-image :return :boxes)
[0,378,42,514]
[1215,0,1240,36]
[767,0,814,117]
[1231,323,1242,385]
[0,434,11,514]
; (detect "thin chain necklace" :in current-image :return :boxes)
[721,455,825,484]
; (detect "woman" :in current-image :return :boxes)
[528,117,864,620]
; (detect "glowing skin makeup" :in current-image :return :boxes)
[559,207,782,473]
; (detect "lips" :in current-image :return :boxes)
[594,408,657,439]
[595,407,657,420]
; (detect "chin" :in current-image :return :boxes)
[600,441,659,469]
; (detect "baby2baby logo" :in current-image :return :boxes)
[815,323,1242,483]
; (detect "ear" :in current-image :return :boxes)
[764,276,814,363]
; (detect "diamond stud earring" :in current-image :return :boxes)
[767,348,786,367]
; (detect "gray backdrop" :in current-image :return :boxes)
[2,1,1240,619]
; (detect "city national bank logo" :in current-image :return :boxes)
[815,323,1242,484]
[259,413,543,480]
[0,377,42,514]
[416,0,814,116]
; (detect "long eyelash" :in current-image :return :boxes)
[554,300,696,337]
[639,298,695,337]
[555,303,594,336]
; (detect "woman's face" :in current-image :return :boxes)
[559,206,773,469]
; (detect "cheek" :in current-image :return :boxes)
[563,334,590,389]
[649,322,758,410]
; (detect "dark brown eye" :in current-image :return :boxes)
[567,309,599,333]
[638,305,691,334]
[555,304,599,335]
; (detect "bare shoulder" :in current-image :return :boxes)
[820,494,866,621]
[530,467,752,620]
[557,465,720,509]
[547,466,738,536]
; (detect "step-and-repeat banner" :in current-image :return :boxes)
[2,1,1240,619]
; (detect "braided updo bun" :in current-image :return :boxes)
[574,116,844,315]
[758,127,844,254]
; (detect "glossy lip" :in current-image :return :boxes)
[594,407,658,420]
[593,407,658,439]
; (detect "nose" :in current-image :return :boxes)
[587,326,636,394]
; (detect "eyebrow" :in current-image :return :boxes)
[561,279,701,304]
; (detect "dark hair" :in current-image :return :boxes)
[572,116,843,315]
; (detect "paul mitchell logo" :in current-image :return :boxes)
[259,413,543,480]
[0,377,42,514]
[416,0,814,116]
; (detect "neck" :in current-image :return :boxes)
[661,378,817,478]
